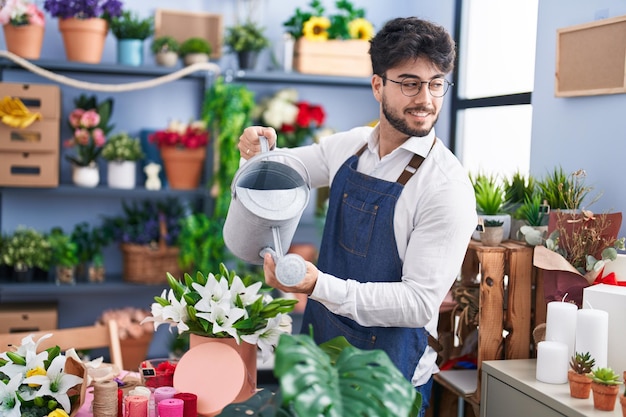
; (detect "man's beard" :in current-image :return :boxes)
[382,99,438,138]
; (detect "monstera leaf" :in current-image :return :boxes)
[218,334,421,417]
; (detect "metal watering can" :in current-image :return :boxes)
[223,137,310,286]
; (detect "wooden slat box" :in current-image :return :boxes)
[294,39,372,78]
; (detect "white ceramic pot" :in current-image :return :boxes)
[107,161,136,189]
[155,51,178,67]
[72,164,100,188]
[183,53,209,66]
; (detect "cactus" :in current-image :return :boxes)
[569,352,595,375]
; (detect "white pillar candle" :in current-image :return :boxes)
[536,341,569,384]
[575,308,609,368]
[545,301,578,359]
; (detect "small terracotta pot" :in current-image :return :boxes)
[591,381,620,411]
[568,370,592,399]
[620,395,626,417]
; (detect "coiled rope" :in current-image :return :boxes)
[0,50,221,92]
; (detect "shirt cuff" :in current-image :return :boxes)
[310,271,348,311]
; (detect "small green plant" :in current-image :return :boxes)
[503,171,535,215]
[179,37,212,56]
[47,227,79,268]
[537,167,597,211]
[110,10,153,40]
[71,222,107,269]
[516,192,547,227]
[151,35,179,54]
[484,219,504,227]
[0,227,51,270]
[570,352,595,375]
[591,367,622,386]
[471,173,505,215]
[102,132,144,162]
[224,22,270,52]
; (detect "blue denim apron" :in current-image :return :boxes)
[301,144,434,412]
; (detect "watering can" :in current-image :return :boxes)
[223,137,310,286]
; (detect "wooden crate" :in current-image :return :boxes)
[154,9,223,59]
[0,302,58,333]
[434,240,535,416]
[293,39,372,78]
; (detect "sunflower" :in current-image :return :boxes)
[302,16,331,41]
[348,18,374,40]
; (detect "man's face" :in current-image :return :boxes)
[376,57,447,138]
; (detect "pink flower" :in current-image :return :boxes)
[74,129,90,145]
[27,4,45,26]
[68,109,84,128]
[80,109,101,128]
[92,128,105,146]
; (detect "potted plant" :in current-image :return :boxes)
[536,166,594,212]
[101,131,144,189]
[110,10,154,66]
[97,307,153,370]
[503,171,535,239]
[47,227,79,285]
[151,35,179,67]
[148,119,209,190]
[43,0,123,63]
[218,334,421,417]
[471,172,510,241]
[70,222,107,283]
[224,21,270,70]
[480,218,505,246]
[621,371,626,417]
[590,367,622,411]
[568,351,595,399]
[0,0,46,59]
[179,37,212,66]
[0,226,51,282]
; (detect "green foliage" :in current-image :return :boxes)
[536,167,594,211]
[503,171,535,214]
[101,132,144,162]
[47,227,79,267]
[110,10,153,40]
[218,334,421,417]
[179,37,212,56]
[283,0,367,39]
[178,212,214,273]
[591,367,622,386]
[151,35,179,54]
[0,227,51,270]
[570,352,595,375]
[516,192,547,226]
[71,222,107,267]
[201,76,255,270]
[471,173,505,215]
[224,22,270,52]
[484,219,504,227]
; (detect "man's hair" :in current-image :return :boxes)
[369,17,456,77]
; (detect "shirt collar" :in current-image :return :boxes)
[366,124,437,158]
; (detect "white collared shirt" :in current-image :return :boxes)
[284,125,477,385]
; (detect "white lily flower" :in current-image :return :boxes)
[22,355,83,413]
[192,274,232,312]
[229,275,263,306]
[196,303,246,342]
[241,315,290,362]
[0,372,23,417]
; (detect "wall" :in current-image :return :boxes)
[531,0,626,238]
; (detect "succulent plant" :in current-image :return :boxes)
[569,352,595,375]
[591,367,622,386]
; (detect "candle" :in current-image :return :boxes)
[536,341,569,384]
[575,308,609,368]
[545,301,578,359]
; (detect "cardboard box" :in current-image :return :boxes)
[0,302,58,333]
[154,9,223,59]
[582,284,626,375]
[294,39,372,78]
[0,150,59,187]
[0,82,61,187]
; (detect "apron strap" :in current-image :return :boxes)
[397,154,425,185]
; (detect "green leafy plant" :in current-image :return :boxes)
[47,227,79,268]
[484,219,504,227]
[151,35,179,54]
[591,367,622,386]
[570,352,595,375]
[471,173,505,215]
[537,167,596,211]
[503,171,535,215]
[0,226,51,270]
[219,334,421,417]
[179,37,212,56]
[71,221,107,269]
[102,132,144,162]
[224,22,270,52]
[517,192,547,227]
[110,10,153,40]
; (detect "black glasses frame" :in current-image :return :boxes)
[381,76,454,98]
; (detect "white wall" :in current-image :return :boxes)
[531,0,626,238]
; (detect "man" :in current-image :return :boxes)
[237,17,476,415]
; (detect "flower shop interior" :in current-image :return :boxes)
[2,0,626,416]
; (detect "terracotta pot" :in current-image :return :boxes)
[59,18,108,63]
[120,332,153,371]
[591,381,620,411]
[568,370,592,399]
[160,146,206,190]
[620,395,626,417]
[3,24,44,59]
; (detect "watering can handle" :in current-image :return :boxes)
[260,135,270,153]
[259,226,306,286]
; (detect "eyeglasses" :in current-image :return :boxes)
[381,76,454,98]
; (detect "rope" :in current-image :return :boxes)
[0,50,221,92]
